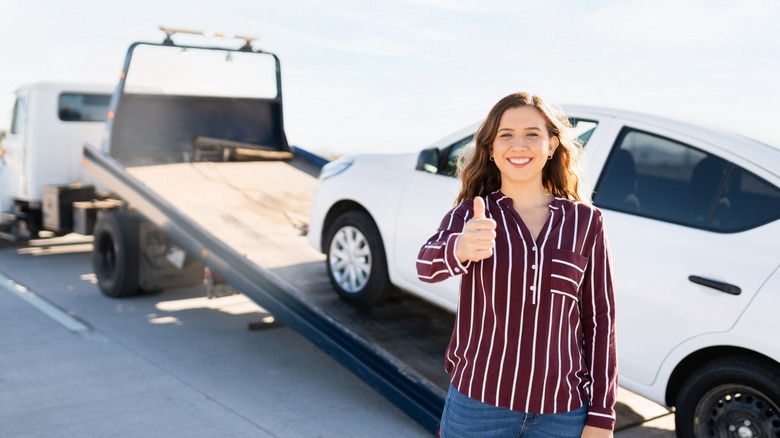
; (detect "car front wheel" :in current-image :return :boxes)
[325,211,394,306]
[675,356,780,438]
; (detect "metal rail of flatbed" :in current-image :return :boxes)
[83,143,444,434]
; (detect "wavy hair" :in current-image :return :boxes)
[456,92,586,204]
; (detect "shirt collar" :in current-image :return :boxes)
[489,190,566,210]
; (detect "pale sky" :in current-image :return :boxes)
[1,0,778,155]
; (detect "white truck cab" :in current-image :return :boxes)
[0,82,113,239]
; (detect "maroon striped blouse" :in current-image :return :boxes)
[417,191,618,430]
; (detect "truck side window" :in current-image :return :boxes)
[10,96,28,135]
[58,93,111,122]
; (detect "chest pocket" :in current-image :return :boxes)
[549,249,589,302]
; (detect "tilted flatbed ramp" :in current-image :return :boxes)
[84,144,453,434]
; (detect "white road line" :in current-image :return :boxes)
[0,272,89,333]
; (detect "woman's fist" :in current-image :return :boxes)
[456,197,497,263]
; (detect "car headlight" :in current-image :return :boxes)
[319,157,354,181]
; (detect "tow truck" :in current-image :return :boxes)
[82,28,450,433]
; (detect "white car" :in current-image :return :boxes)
[308,105,780,437]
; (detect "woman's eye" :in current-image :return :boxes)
[527,133,539,137]
[500,133,512,138]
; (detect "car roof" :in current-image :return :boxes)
[564,104,780,177]
[431,105,779,178]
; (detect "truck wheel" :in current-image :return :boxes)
[325,211,394,306]
[92,211,140,297]
[23,207,42,239]
[675,356,780,438]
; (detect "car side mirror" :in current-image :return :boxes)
[416,147,440,174]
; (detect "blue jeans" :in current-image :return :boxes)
[440,385,588,438]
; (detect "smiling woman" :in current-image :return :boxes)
[417,92,617,438]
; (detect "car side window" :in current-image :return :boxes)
[714,167,780,231]
[569,118,598,147]
[594,128,780,232]
[439,135,474,177]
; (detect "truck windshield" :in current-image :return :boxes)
[124,45,278,99]
[10,96,28,134]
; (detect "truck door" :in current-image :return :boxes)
[0,92,29,214]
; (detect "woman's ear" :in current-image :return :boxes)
[549,136,560,156]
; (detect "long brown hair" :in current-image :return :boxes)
[456,92,585,204]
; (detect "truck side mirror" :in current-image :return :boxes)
[415,147,440,174]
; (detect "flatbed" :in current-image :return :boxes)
[85,147,452,432]
[125,155,455,391]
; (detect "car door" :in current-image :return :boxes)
[393,135,472,311]
[592,122,780,386]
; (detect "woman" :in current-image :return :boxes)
[417,92,617,437]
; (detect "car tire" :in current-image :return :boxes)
[675,356,780,438]
[325,210,394,306]
[92,211,141,298]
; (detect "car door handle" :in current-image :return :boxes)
[688,275,742,295]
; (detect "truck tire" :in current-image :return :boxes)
[675,356,780,438]
[23,206,42,239]
[325,211,395,306]
[92,211,141,297]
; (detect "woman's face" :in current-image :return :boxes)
[491,105,559,190]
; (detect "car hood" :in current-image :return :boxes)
[346,151,419,169]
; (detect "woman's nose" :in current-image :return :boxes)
[512,137,529,149]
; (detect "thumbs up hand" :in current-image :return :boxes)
[456,197,497,263]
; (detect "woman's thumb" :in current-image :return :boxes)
[473,196,486,219]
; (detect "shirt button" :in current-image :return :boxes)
[454,268,460,273]
[530,285,535,291]
[532,264,537,270]
[532,247,537,252]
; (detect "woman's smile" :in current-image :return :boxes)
[506,156,532,167]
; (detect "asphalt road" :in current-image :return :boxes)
[0,235,675,437]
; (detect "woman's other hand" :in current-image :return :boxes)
[581,425,613,438]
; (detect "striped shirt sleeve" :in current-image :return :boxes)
[417,201,472,283]
[579,212,619,430]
